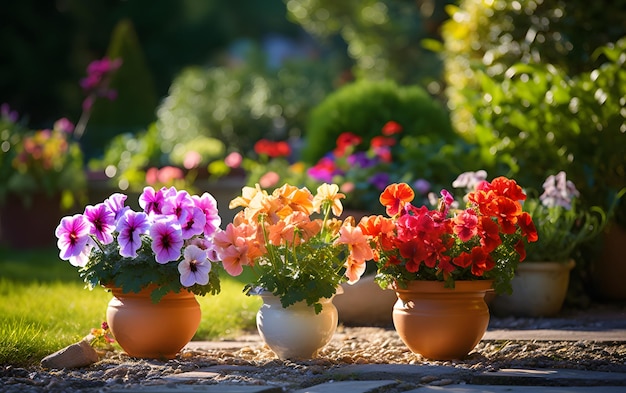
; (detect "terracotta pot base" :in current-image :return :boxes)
[106,286,201,360]
[392,280,492,361]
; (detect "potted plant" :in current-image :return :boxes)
[491,171,609,317]
[55,185,222,359]
[359,176,538,360]
[1,57,121,249]
[212,182,374,359]
[0,111,87,248]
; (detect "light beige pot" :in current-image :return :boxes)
[491,260,575,317]
[256,287,342,360]
[334,275,396,326]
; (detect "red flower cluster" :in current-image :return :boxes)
[254,139,291,158]
[360,177,538,293]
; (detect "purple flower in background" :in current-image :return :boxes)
[150,217,183,264]
[369,172,390,191]
[1,103,19,122]
[117,210,149,258]
[193,193,221,236]
[307,157,338,183]
[413,179,431,195]
[540,171,579,209]
[53,118,74,134]
[55,214,91,265]
[347,151,378,169]
[178,245,212,287]
[452,170,488,191]
[84,203,116,244]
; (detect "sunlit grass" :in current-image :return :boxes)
[0,247,261,366]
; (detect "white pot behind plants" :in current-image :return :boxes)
[490,260,575,317]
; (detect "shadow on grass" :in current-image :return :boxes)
[0,246,81,283]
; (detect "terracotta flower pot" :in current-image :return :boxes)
[490,260,575,317]
[256,288,342,360]
[106,286,201,360]
[392,280,492,360]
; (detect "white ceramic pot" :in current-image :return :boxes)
[491,260,575,317]
[256,288,342,360]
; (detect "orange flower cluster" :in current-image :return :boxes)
[213,183,374,300]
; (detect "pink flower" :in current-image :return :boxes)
[259,171,280,188]
[104,193,129,221]
[180,206,207,239]
[117,210,149,258]
[224,152,243,168]
[178,245,212,286]
[213,224,259,276]
[53,118,74,134]
[84,203,116,244]
[183,151,202,169]
[162,189,194,225]
[55,214,91,266]
[149,217,184,263]
[193,193,221,236]
[139,186,165,216]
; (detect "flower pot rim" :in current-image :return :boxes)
[251,285,344,298]
[518,259,575,272]
[391,279,493,293]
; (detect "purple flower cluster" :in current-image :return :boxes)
[80,57,122,111]
[540,171,580,209]
[55,186,221,287]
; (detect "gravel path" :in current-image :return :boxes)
[2,305,626,393]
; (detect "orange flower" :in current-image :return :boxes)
[313,183,345,217]
[379,183,414,217]
[335,224,374,263]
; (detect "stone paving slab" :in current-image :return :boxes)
[405,386,626,393]
[292,380,398,393]
[108,385,282,393]
[470,368,626,386]
[483,329,626,342]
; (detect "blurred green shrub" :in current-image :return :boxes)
[301,79,455,163]
[435,0,626,225]
[156,47,337,157]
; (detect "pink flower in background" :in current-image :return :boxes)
[53,118,74,134]
[259,171,280,188]
[183,151,202,169]
[224,152,243,168]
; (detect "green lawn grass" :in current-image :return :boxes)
[0,246,261,366]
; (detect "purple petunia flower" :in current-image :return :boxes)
[117,210,150,258]
[162,189,195,225]
[84,203,116,244]
[139,186,165,216]
[104,193,129,221]
[149,217,184,264]
[193,193,221,236]
[180,206,207,240]
[55,214,91,266]
[178,245,212,287]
